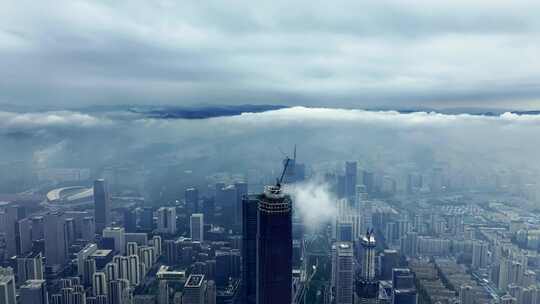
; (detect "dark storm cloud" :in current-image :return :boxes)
[1,1,540,109]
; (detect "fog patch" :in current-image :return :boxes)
[285,178,337,230]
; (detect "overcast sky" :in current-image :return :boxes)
[2,0,540,110]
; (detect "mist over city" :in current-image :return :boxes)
[2,1,540,304]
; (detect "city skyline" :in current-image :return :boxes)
[1,1,540,304]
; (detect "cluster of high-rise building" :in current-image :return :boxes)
[0,165,299,304]
[4,154,540,304]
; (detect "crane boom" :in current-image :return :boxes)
[277,157,290,187]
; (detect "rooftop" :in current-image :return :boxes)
[185,274,204,288]
[90,250,113,258]
[21,280,46,288]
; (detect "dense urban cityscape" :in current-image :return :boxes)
[2,1,540,304]
[1,148,539,304]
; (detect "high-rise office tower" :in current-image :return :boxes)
[215,249,241,287]
[202,197,215,224]
[17,252,44,284]
[60,287,75,304]
[337,175,346,199]
[16,217,33,255]
[3,205,26,257]
[152,235,162,261]
[54,287,85,304]
[123,209,137,233]
[235,182,248,224]
[185,187,199,215]
[94,179,110,233]
[127,242,138,256]
[157,207,177,235]
[50,294,62,304]
[336,196,361,241]
[337,221,354,242]
[331,242,354,304]
[400,232,418,257]
[241,195,259,304]
[139,207,154,232]
[102,227,126,255]
[385,222,398,245]
[362,171,375,194]
[216,185,236,228]
[128,255,140,286]
[108,279,130,304]
[19,280,48,304]
[139,247,154,275]
[84,259,97,288]
[82,216,96,241]
[87,295,108,304]
[105,262,119,282]
[0,267,16,304]
[392,268,417,304]
[182,274,206,304]
[190,213,204,242]
[158,279,169,304]
[360,231,376,280]
[256,184,293,304]
[31,216,44,241]
[472,241,489,269]
[114,255,130,281]
[459,285,474,304]
[72,291,87,304]
[92,272,108,297]
[139,261,147,279]
[356,231,379,304]
[345,161,357,205]
[44,212,68,269]
[65,218,76,246]
[380,249,400,280]
[355,185,372,234]
[206,280,216,304]
[78,243,98,285]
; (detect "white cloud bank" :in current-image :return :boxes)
[0,106,539,176]
[285,179,337,229]
[0,111,111,133]
[231,106,540,127]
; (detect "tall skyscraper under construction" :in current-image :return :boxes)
[356,230,379,304]
[332,242,354,304]
[256,184,293,304]
[242,160,293,304]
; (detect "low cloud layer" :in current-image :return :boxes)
[285,179,337,229]
[0,111,110,133]
[1,1,540,108]
[0,107,539,194]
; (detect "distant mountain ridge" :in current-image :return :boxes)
[127,104,288,119]
[1,103,539,118]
